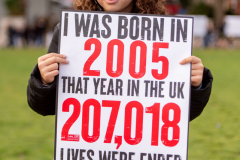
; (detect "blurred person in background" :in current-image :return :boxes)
[7,26,16,47]
[34,18,47,47]
[7,23,26,47]
[23,24,35,47]
[204,20,216,47]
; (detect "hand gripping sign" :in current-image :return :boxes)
[54,10,193,160]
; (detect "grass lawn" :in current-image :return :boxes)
[189,49,240,160]
[0,48,239,160]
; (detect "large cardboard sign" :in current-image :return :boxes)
[55,10,193,160]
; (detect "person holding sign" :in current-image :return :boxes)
[27,1,213,159]
[27,1,212,120]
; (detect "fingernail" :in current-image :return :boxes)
[179,60,183,64]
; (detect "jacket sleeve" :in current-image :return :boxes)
[27,24,59,116]
[189,67,213,121]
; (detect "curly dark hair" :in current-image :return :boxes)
[73,0,167,15]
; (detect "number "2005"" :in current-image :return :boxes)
[83,38,169,79]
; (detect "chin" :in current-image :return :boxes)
[104,8,120,12]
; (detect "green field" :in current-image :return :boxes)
[0,48,239,160]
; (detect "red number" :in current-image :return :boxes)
[61,98,80,141]
[61,97,182,147]
[145,103,160,146]
[152,42,169,80]
[161,103,181,147]
[124,101,143,145]
[106,39,124,77]
[102,100,120,143]
[82,99,101,143]
[83,38,101,76]
[129,41,147,79]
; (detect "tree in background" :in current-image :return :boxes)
[213,0,224,30]
[188,2,214,18]
[178,0,191,13]
[4,0,25,15]
[179,0,191,9]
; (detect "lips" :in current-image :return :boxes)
[104,0,119,4]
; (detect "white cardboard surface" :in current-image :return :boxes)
[55,10,193,160]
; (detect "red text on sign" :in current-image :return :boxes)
[61,98,181,148]
[83,38,169,80]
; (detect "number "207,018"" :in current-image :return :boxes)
[61,98,181,149]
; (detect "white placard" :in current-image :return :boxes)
[224,15,240,37]
[191,15,208,38]
[54,10,193,160]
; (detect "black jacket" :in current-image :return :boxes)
[27,25,213,121]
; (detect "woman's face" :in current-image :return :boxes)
[97,0,133,13]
